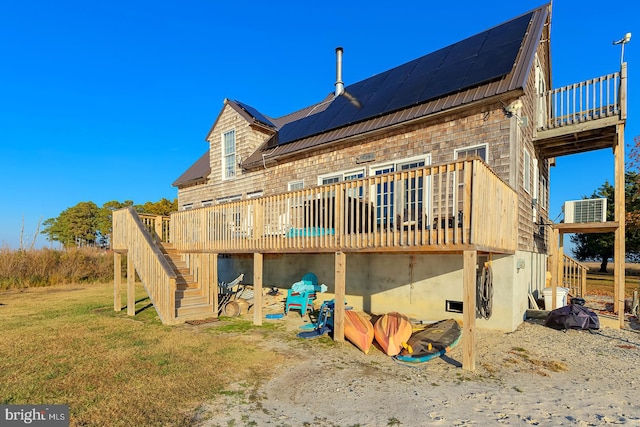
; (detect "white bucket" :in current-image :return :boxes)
[543,287,569,310]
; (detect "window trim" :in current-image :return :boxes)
[318,168,366,186]
[540,175,547,210]
[454,143,488,162]
[221,129,237,180]
[216,194,242,204]
[247,190,264,199]
[287,180,304,191]
[535,53,547,129]
[369,154,430,176]
[523,150,531,194]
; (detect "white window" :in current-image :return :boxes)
[454,146,488,220]
[540,175,547,209]
[319,169,366,198]
[320,175,340,185]
[370,155,431,228]
[201,199,213,207]
[288,180,304,191]
[247,190,264,199]
[318,169,365,186]
[455,144,488,162]
[216,194,242,204]
[370,163,397,227]
[535,54,547,129]
[288,180,304,201]
[285,180,305,228]
[524,150,531,194]
[532,157,539,221]
[222,130,236,180]
[182,203,193,211]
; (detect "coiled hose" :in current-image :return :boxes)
[478,261,493,319]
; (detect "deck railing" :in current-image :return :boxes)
[112,208,177,323]
[170,159,517,253]
[139,214,171,243]
[562,254,588,298]
[540,71,622,130]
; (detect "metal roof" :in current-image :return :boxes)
[241,4,549,169]
[175,4,550,179]
[172,150,210,187]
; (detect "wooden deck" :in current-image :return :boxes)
[168,159,517,255]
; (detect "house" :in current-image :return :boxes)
[112,3,627,370]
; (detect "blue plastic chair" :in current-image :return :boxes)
[285,273,319,317]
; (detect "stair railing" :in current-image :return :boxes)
[562,254,588,298]
[113,207,177,323]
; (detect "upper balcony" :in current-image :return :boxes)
[162,158,517,255]
[534,65,627,159]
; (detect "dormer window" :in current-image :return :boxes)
[222,130,236,180]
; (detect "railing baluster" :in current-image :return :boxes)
[151,160,516,256]
[614,73,619,116]
[541,71,620,130]
[572,83,577,124]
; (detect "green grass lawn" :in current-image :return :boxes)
[0,283,286,426]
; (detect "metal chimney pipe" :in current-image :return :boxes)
[335,47,344,97]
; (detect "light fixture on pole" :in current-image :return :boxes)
[613,32,632,66]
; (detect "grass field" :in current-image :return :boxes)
[582,262,640,297]
[2,266,638,426]
[0,283,290,426]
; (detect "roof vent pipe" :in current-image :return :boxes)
[335,46,344,97]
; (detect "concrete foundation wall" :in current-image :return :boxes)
[217,250,548,332]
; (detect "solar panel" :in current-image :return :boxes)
[276,11,533,146]
[235,101,275,128]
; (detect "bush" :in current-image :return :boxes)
[0,247,114,290]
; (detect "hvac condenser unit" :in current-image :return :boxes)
[563,198,607,224]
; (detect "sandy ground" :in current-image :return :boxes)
[199,297,640,427]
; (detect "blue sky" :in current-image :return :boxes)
[1,1,637,251]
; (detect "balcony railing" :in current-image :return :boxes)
[169,158,517,254]
[539,70,623,130]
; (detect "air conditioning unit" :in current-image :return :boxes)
[563,198,607,223]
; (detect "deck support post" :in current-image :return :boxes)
[211,253,218,316]
[199,253,218,315]
[548,227,559,291]
[127,251,135,316]
[334,251,346,343]
[253,253,263,326]
[114,252,122,311]
[554,233,564,309]
[614,122,626,326]
[462,250,477,371]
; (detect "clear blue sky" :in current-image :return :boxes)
[1,1,637,251]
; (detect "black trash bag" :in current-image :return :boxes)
[544,304,600,331]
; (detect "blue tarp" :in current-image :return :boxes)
[286,227,335,237]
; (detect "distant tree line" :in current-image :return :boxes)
[41,198,177,248]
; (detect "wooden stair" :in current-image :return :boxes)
[158,243,216,322]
